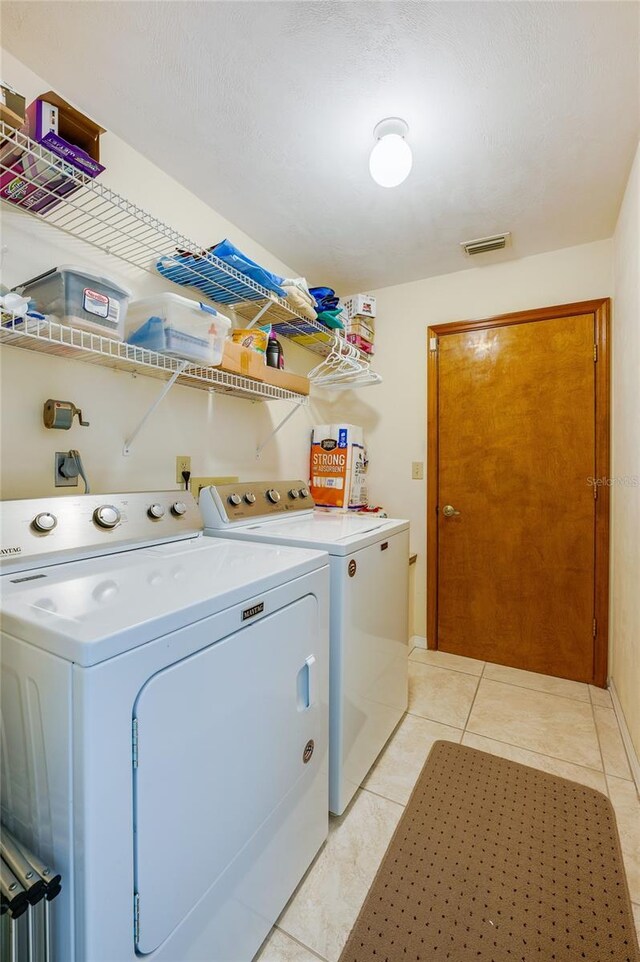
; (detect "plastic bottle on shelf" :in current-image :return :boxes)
[266,331,284,369]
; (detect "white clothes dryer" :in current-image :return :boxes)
[199,481,409,816]
[0,491,329,962]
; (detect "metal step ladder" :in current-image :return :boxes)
[1,826,61,962]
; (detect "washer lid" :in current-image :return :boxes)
[0,537,328,666]
[207,513,409,555]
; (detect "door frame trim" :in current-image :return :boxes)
[426,298,610,686]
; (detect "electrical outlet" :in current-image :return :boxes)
[55,451,79,487]
[411,461,424,480]
[190,476,239,499]
[175,455,191,484]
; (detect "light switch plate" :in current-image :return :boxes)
[411,461,424,480]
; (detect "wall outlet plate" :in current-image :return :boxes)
[55,451,79,487]
[175,455,191,484]
[190,476,239,499]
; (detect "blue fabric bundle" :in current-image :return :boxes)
[156,239,286,304]
[310,286,340,313]
[211,239,286,296]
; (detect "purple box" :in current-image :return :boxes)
[27,100,104,178]
[0,96,105,214]
[0,148,81,214]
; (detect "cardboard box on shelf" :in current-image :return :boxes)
[0,82,26,129]
[0,91,106,214]
[26,92,105,171]
[346,332,374,355]
[219,340,266,380]
[342,293,376,320]
[261,365,310,396]
[219,341,309,395]
[345,317,375,342]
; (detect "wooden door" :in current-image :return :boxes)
[427,300,610,685]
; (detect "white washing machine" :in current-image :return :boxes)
[0,491,329,962]
[200,481,409,816]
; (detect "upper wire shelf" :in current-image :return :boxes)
[0,121,354,358]
[0,313,309,405]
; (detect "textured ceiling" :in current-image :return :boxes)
[2,1,639,292]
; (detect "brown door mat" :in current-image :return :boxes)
[339,741,640,962]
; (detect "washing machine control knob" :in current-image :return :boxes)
[171,501,187,517]
[266,489,281,504]
[94,505,121,529]
[228,493,242,507]
[288,488,299,499]
[244,493,256,504]
[148,503,165,520]
[299,487,310,499]
[33,512,57,533]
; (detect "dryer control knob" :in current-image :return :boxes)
[94,505,121,529]
[228,493,242,507]
[266,489,281,504]
[33,512,57,533]
[171,501,187,517]
[148,503,165,520]
[299,487,310,499]
[288,488,299,499]
[244,493,256,504]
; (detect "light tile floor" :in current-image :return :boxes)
[256,649,640,961]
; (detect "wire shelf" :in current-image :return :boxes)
[0,314,309,405]
[0,121,351,358]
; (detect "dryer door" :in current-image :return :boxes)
[133,594,323,955]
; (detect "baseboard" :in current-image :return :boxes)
[609,678,640,795]
[410,635,427,650]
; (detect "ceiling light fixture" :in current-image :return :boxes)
[369,118,412,188]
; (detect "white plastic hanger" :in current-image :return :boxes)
[309,334,380,389]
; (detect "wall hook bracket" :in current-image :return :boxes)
[123,360,189,456]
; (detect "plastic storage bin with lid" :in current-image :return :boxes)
[126,292,231,365]
[14,266,131,338]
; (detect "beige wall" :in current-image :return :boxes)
[0,50,331,499]
[610,140,640,759]
[356,240,613,638]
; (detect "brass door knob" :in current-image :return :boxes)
[442,504,460,518]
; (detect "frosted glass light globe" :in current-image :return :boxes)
[369,121,412,188]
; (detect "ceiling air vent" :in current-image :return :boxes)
[461,232,511,256]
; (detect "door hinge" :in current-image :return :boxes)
[132,718,139,769]
[593,483,598,500]
[593,618,597,638]
[593,344,598,362]
[134,892,140,944]
[429,337,438,352]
